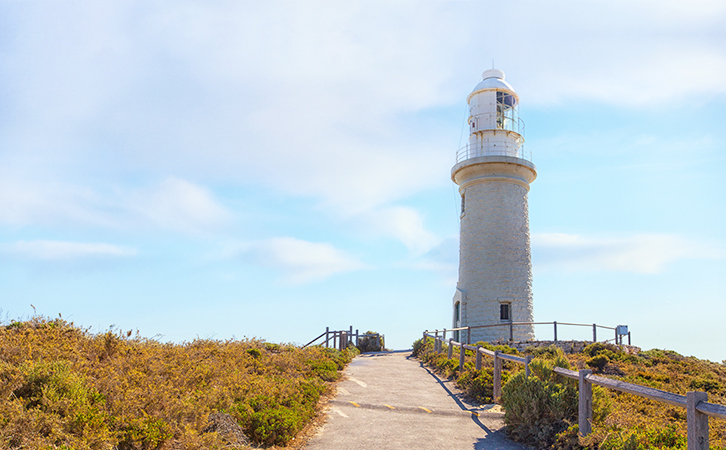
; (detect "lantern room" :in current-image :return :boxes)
[458,69,528,162]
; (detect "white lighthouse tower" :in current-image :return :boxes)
[451,69,536,343]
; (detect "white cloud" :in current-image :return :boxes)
[3,1,723,221]
[124,177,232,235]
[0,176,232,235]
[233,237,368,284]
[406,236,459,284]
[1,240,136,261]
[532,233,722,274]
[357,206,440,255]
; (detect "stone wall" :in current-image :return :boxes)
[455,159,535,342]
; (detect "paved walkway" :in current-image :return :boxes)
[304,350,527,450]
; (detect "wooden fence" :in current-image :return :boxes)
[423,331,726,450]
[302,326,382,351]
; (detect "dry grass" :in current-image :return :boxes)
[0,316,358,449]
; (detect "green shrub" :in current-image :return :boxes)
[411,337,433,357]
[455,367,512,404]
[524,345,564,360]
[357,331,384,352]
[310,360,339,382]
[586,354,610,372]
[117,415,173,450]
[598,424,686,450]
[500,357,578,448]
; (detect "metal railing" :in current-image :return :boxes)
[422,331,726,447]
[469,111,525,136]
[456,141,532,164]
[430,321,631,346]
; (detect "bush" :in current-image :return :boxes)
[586,354,610,372]
[597,424,686,450]
[356,331,384,352]
[500,358,578,448]
[525,344,564,360]
[0,315,358,449]
[455,367,511,404]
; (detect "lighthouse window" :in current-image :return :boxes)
[500,303,511,321]
[461,194,465,215]
[496,91,518,132]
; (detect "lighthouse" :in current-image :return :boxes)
[451,69,536,343]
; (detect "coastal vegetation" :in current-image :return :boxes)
[412,337,726,449]
[0,316,358,449]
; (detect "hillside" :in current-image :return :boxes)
[0,316,358,449]
[413,338,726,449]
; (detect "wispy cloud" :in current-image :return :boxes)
[232,237,368,284]
[406,236,459,284]
[124,177,233,235]
[1,240,136,261]
[0,177,232,235]
[532,233,722,274]
[357,206,440,255]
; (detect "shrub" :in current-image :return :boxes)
[524,344,564,360]
[356,331,384,352]
[597,424,686,450]
[0,315,357,449]
[411,337,433,357]
[310,360,339,382]
[500,358,578,448]
[586,354,610,372]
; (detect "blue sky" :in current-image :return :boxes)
[1,1,724,361]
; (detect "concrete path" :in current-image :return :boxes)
[304,350,527,450]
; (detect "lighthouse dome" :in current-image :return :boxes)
[468,69,518,101]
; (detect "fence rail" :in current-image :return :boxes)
[422,331,726,448]
[302,326,382,351]
[430,321,631,346]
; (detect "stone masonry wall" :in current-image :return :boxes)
[459,176,533,342]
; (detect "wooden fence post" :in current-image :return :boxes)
[467,326,471,345]
[459,344,465,374]
[447,339,453,359]
[525,355,532,378]
[628,331,631,346]
[435,330,439,352]
[592,324,597,342]
[687,391,709,450]
[356,329,359,347]
[554,321,558,342]
[325,327,329,348]
[475,345,482,371]
[493,350,502,402]
[614,327,618,344]
[579,369,593,436]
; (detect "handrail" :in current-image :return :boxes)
[302,331,327,349]
[421,331,725,444]
[425,321,630,345]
